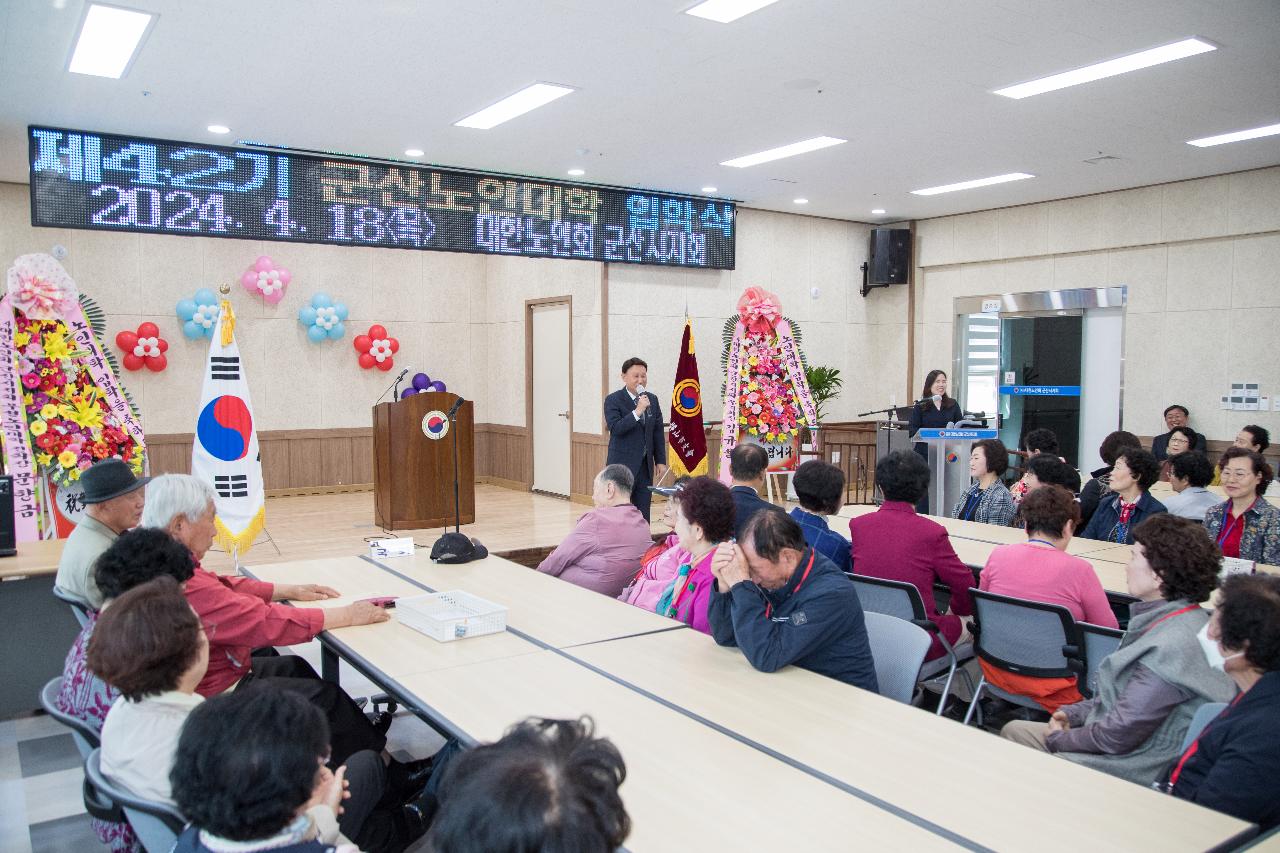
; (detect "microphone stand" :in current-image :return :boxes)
[447,396,464,533]
[374,369,409,405]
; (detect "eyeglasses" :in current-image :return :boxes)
[1219,468,1256,481]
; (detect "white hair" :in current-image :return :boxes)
[140,474,216,530]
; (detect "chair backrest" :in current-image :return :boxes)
[848,574,926,622]
[1078,622,1125,699]
[970,589,1081,678]
[39,676,100,758]
[84,749,187,853]
[1179,701,1229,753]
[862,612,931,704]
[52,586,93,628]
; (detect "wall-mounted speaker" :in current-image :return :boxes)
[868,228,911,285]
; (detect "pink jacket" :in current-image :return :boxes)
[537,503,654,597]
[619,534,691,612]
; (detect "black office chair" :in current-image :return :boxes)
[83,748,187,852]
[53,585,94,628]
[1077,622,1124,699]
[39,676,100,758]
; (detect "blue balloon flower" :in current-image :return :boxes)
[298,292,349,343]
[176,289,220,338]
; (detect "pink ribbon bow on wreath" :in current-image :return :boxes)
[736,286,782,337]
[12,271,75,320]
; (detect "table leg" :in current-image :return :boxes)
[321,644,340,683]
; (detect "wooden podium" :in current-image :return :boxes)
[372,392,475,530]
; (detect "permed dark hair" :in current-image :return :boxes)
[1239,424,1271,453]
[1114,446,1161,491]
[728,443,770,482]
[792,460,845,515]
[1170,450,1215,489]
[87,576,202,702]
[94,527,196,601]
[1019,485,1081,537]
[1131,515,1221,604]
[742,508,805,562]
[172,685,330,842]
[1218,447,1275,497]
[672,476,735,543]
[972,439,1009,478]
[875,450,930,504]
[1166,426,1199,451]
[427,716,630,853]
[1026,455,1081,492]
[1098,430,1142,466]
[1023,428,1060,455]
[1217,574,1280,672]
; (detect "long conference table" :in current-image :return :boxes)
[247,549,1258,852]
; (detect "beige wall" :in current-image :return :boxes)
[912,166,1280,443]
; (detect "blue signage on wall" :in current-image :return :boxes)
[999,385,1081,397]
[916,428,999,440]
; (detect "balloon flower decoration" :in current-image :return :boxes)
[400,372,448,398]
[176,289,221,339]
[297,293,349,343]
[114,322,169,371]
[241,255,291,304]
[353,324,399,371]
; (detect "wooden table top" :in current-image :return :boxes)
[0,538,65,579]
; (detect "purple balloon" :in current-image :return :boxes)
[411,372,431,390]
[400,387,418,399]
[429,380,446,393]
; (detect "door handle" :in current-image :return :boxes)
[558,411,570,419]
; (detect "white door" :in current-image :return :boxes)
[531,301,571,496]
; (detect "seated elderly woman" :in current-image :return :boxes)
[1204,447,1280,565]
[788,460,851,571]
[54,527,195,852]
[1002,515,1237,785]
[1009,428,1062,505]
[172,685,409,853]
[653,476,736,634]
[1162,451,1220,522]
[850,450,975,662]
[142,474,399,770]
[980,486,1119,712]
[538,464,654,598]
[1079,429,1143,527]
[91,578,425,852]
[618,477,692,611]
[1021,455,1082,494]
[1157,426,1199,482]
[1165,573,1280,829]
[426,717,630,853]
[952,438,1015,526]
[1080,446,1167,544]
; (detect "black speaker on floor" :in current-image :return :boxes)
[868,228,911,285]
[0,475,16,557]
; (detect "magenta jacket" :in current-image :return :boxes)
[619,534,691,612]
[664,550,717,635]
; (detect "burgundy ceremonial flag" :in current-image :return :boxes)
[668,319,709,477]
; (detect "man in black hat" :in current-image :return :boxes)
[54,458,149,609]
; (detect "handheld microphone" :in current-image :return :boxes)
[447,396,464,418]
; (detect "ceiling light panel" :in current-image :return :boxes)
[1187,122,1280,147]
[993,38,1216,99]
[67,3,156,79]
[454,83,575,130]
[721,136,846,168]
[685,0,781,24]
[911,173,1035,196]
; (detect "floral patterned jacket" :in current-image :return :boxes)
[1204,499,1280,565]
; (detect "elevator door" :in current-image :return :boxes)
[999,315,1083,464]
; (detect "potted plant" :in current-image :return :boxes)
[802,365,843,451]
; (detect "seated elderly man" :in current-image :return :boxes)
[141,474,412,773]
[727,443,779,541]
[537,464,653,597]
[708,510,878,692]
[54,458,148,609]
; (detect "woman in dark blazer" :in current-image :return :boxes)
[907,369,964,512]
[1166,573,1280,829]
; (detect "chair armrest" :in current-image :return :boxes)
[83,777,124,823]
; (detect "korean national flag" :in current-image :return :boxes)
[190,299,265,557]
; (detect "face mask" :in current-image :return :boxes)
[1197,623,1244,671]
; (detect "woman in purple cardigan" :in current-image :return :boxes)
[849,451,975,660]
[654,476,737,634]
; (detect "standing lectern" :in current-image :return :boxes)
[372,392,475,530]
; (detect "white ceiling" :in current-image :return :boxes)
[1,0,1278,223]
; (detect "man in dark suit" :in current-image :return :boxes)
[605,357,667,521]
[1151,404,1208,461]
[727,443,780,541]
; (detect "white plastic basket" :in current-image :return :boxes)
[395,590,507,642]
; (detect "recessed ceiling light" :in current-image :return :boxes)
[701,186,718,193]
[721,136,846,168]
[567,168,585,176]
[1187,122,1280,147]
[911,173,1035,196]
[871,208,886,215]
[685,0,781,23]
[404,148,425,157]
[207,124,230,135]
[993,37,1216,99]
[454,83,575,130]
[68,3,156,79]
[793,198,809,204]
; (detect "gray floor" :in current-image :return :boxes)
[1,637,446,852]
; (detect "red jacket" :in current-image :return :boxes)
[848,501,975,660]
[185,566,325,696]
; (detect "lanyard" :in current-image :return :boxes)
[961,490,982,521]
[1140,604,1201,637]
[765,550,816,620]
[1216,500,1255,547]
[1168,693,1244,787]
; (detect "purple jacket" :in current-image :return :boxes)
[537,503,653,597]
